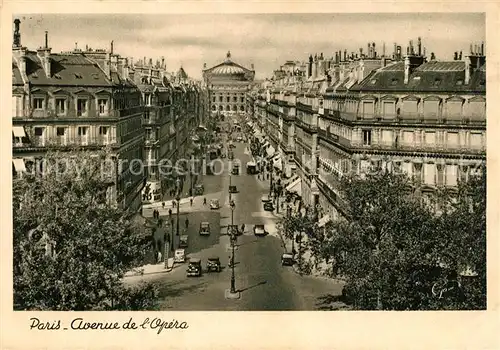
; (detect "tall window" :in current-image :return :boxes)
[78,126,88,136]
[362,129,371,146]
[470,133,483,149]
[423,100,439,120]
[56,127,66,136]
[423,163,436,185]
[77,99,87,117]
[446,132,459,149]
[99,126,108,136]
[56,98,66,114]
[98,99,108,115]
[362,101,374,118]
[382,101,395,119]
[424,132,436,145]
[34,98,44,110]
[445,164,458,187]
[446,101,462,120]
[34,127,44,137]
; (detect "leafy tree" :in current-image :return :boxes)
[314,171,442,310]
[312,168,486,310]
[433,166,486,309]
[13,149,159,310]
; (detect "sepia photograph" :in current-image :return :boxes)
[10,12,488,314]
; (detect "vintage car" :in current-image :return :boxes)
[194,184,204,195]
[210,199,220,210]
[229,185,238,194]
[179,235,189,248]
[187,258,202,277]
[253,224,267,237]
[231,165,240,175]
[174,249,186,263]
[263,201,274,211]
[236,135,243,142]
[281,253,294,266]
[206,257,221,273]
[227,224,242,237]
[199,222,210,236]
[228,143,236,149]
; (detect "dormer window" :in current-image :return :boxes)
[54,74,62,79]
[33,98,44,110]
[32,72,38,79]
[390,79,398,85]
[91,73,99,80]
[456,80,463,86]
[370,79,377,85]
[74,73,83,79]
[412,76,421,81]
[433,79,441,86]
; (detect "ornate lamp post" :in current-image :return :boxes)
[229,199,236,294]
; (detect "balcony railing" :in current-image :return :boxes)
[351,141,486,154]
[14,135,118,148]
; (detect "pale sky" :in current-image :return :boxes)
[14,13,485,80]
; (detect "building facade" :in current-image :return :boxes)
[203,51,255,118]
[249,38,486,223]
[12,19,146,211]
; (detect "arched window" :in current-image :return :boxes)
[233,96,237,102]
[212,105,216,111]
[227,96,230,103]
[240,105,245,111]
[219,105,223,111]
[219,96,223,102]
[233,105,237,111]
[226,105,231,111]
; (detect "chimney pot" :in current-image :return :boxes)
[404,56,410,84]
[13,18,22,47]
[44,31,48,48]
[465,56,471,84]
[481,42,484,55]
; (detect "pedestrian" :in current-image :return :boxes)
[190,197,193,206]
[162,202,165,209]
[185,217,189,229]
[203,197,207,205]
[172,200,176,209]
[157,250,162,264]
[241,224,245,233]
[168,208,172,217]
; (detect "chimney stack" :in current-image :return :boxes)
[13,19,21,47]
[465,56,471,84]
[454,52,458,60]
[417,37,422,56]
[44,31,48,48]
[481,42,484,55]
[359,48,363,57]
[110,40,114,54]
[344,49,347,61]
[404,56,410,84]
[367,43,371,58]
[161,56,165,68]
[372,43,376,58]
[393,42,397,59]
[143,56,146,65]
[430,52,436,61]
[37,31,52,77]
[397,46,402,60]
[383,42,386,57]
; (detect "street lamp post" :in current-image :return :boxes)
[175,177,181,247]
[230,199,236,294]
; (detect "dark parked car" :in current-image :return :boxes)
[187,258,202,277]
[231,165,239,175]
[253,224,267,236]
[263,201,274,211]
[199,222,210,235]
[194,184,204,195]
[281,253,294,266]
[229,185,238,194]
[206,257,221,272]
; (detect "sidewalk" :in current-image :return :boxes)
[142,191,222,216]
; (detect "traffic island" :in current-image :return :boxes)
[224,289,241,300]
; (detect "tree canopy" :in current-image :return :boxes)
[300,169,486,310]
[13,149,158,310]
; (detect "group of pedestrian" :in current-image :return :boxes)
[152,209,160,219]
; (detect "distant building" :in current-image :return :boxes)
[12,19,145,211]
[203,51,255,117]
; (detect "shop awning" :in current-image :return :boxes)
[13,158,26,172]
[318,214,331,228]
[12,126,26,138]
[273,157,282,171]
[285,177,301,194]
[266,146,275,157]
